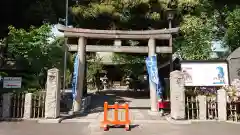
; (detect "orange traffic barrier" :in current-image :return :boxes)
[101,102,131,131]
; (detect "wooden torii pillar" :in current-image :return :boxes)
[57,25,179,112]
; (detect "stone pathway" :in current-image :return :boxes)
[62,90,167,123]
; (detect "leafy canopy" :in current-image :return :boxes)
[7,24,66,88]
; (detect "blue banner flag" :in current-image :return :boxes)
[145,55,163,97]
[72,54,79,100]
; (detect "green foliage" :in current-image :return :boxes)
[0,72,7,77]
[175,14,215,60]
[71,0,163,29]
[112,53,145,77]
[7,24,67,89]
[3,0,240,88]
[225,7,240,51]
[87,55,103,83]
[8,24,52,72]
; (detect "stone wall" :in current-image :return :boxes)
[0,68,92,120]
[169,70,235,122]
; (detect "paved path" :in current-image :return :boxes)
[0,121,240,135]
[46,90,240,135]
[0,121,89,135]
[101,122,240,135]
[65,90,166,122]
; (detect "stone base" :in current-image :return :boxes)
[68,110,84,115]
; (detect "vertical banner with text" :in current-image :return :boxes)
[72,54,79,100]
[146,55,163,98]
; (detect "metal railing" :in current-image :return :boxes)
[10,92,25,118]
[185,96,199,120]
[227,101,240,122]
[31,91,46,118]
[206,96,218,120]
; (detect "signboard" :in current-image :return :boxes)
[146,55,163,97]
[3,77,22,88]
[181,61,229,86]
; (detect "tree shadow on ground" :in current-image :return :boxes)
[88,90,150,114]
[61,89,151,119]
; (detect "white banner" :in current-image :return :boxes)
[181,62,229,86]
[3,77,22,88]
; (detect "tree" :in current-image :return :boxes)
[112,53,145,77]
[7,24,67,89]
[175,14,215,60]
[3,0,240,86]
[87,55,103,90]
[225,7,240,51]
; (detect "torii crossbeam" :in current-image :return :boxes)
[57,24,179,113]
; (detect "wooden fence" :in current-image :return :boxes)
[0,91,91,119]
[31,91,46,118]
[185,94,218,120]
[10,92,25,118]
[227,101,240,122]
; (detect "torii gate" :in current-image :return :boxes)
[57,24,179,112]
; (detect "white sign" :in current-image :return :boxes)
[3,77,22,88]
[181,61,229,86]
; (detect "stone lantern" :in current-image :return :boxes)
[125,76,132,90]
[102,75,108,90]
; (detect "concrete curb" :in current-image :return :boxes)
[225,121,240,124]
[0,118,38,122]
[132,120,169,124]
[38,118,63,123]
[190,119,220,123]
[60,118,169,124]
[61,119,96,123]
[166,117,191,125]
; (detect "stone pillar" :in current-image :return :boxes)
[2,93,12,118]
[45,68,61,118]
[217,89,227,121]
[148,38,158,112]
[170,70,185,119]
[73,37,86,112]
[198,95,207,120]
[24,93,33,119]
